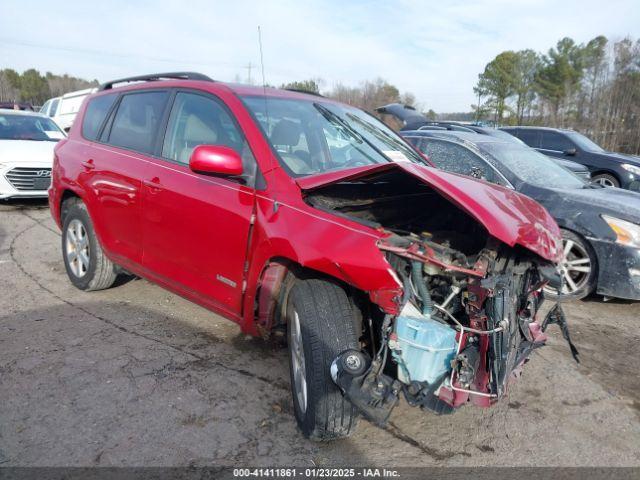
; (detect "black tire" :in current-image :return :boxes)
[591,173,620,188]
[286,278,360,440]
[544,229,597,301]
[61,200,118,291]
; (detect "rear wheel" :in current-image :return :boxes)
[62,201,118,291]
[286,278,360,440]
[544,229,597,300]
[591,173,619,188]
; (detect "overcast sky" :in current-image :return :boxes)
[2,0,639,111]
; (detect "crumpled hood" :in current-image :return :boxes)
[0,139,57,165]
[297,162,562,263]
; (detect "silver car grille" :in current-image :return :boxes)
[5,167,52,191]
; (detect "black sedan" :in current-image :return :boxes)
[401,130,640,301]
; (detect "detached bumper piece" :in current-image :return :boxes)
[542,303,580,363]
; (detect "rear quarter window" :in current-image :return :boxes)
[540,131,574,151]
[517,129,540,148]
[81,94,117,141]
[106,91,169,154]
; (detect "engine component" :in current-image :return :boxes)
[403,376,454,415]
[453,342,480,387]
[331,350,400,426]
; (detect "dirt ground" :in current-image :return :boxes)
[1,199,639,467]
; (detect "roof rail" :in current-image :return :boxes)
[98,72,214,91]
[284,88,324,97]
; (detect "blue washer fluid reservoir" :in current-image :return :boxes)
[394,302,457,385]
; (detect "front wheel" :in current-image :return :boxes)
[591,173,620,188]
[62,200,118,291]
[286,278,360,440]
[544,229,597,300]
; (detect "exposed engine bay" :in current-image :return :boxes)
[305,168,579,425]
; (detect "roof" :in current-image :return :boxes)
[501,125,576,133]
[0,108,50,118]
[402,130,505,144]
[224,83,340,102]
[61,87,97,99]
[93,72,337,103]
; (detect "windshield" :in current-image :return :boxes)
[565,131,605,153]
[478,142,586,189]
[241,96,423,176]
[0,113,65,141]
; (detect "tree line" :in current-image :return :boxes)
[281,78,417,114]
[475,35,640,154]
[0,68,98,105]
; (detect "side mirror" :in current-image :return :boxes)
[189,145,243,177]
[563,148,577,156]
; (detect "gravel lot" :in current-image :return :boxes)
[1,200,639,467]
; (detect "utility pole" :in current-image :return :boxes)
[244,62,253,84]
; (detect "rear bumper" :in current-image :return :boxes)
[589,237,640,300]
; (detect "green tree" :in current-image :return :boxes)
[512,49,540,123]
[0,68,21,102]
[535,37,585,124]
[281,79,320,94]
[425,109,437,120]
[475,51,519,123]
[19,69,50,104]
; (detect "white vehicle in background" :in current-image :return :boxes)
[0,109,66,199]
[50,88,96,132]
[39,96,61,118]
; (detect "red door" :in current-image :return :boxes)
[141,91,258,316]
[78,89,170,265]
[81,143,145,264]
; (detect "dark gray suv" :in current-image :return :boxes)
[501,126,640,191]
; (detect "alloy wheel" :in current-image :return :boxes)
[545,237,592,296]
[290,310,308,414]
[594,177,616,187]
[65,219,90,278]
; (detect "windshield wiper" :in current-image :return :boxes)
[314,103,395,164]
[314,103,365,144]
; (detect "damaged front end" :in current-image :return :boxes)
[302,163,578,425]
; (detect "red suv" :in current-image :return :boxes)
[50,72,572,440]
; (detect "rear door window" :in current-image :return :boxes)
[107,91,169,154]
[517,129,540,148]
[540,131,574,151]
[419,138,504,185]
[81,94,117,141]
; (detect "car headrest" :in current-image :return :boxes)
[184,114,218,144]
[270,119,301,147]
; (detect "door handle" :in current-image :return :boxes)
[81,159,95,170]
[143,177,163,193]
